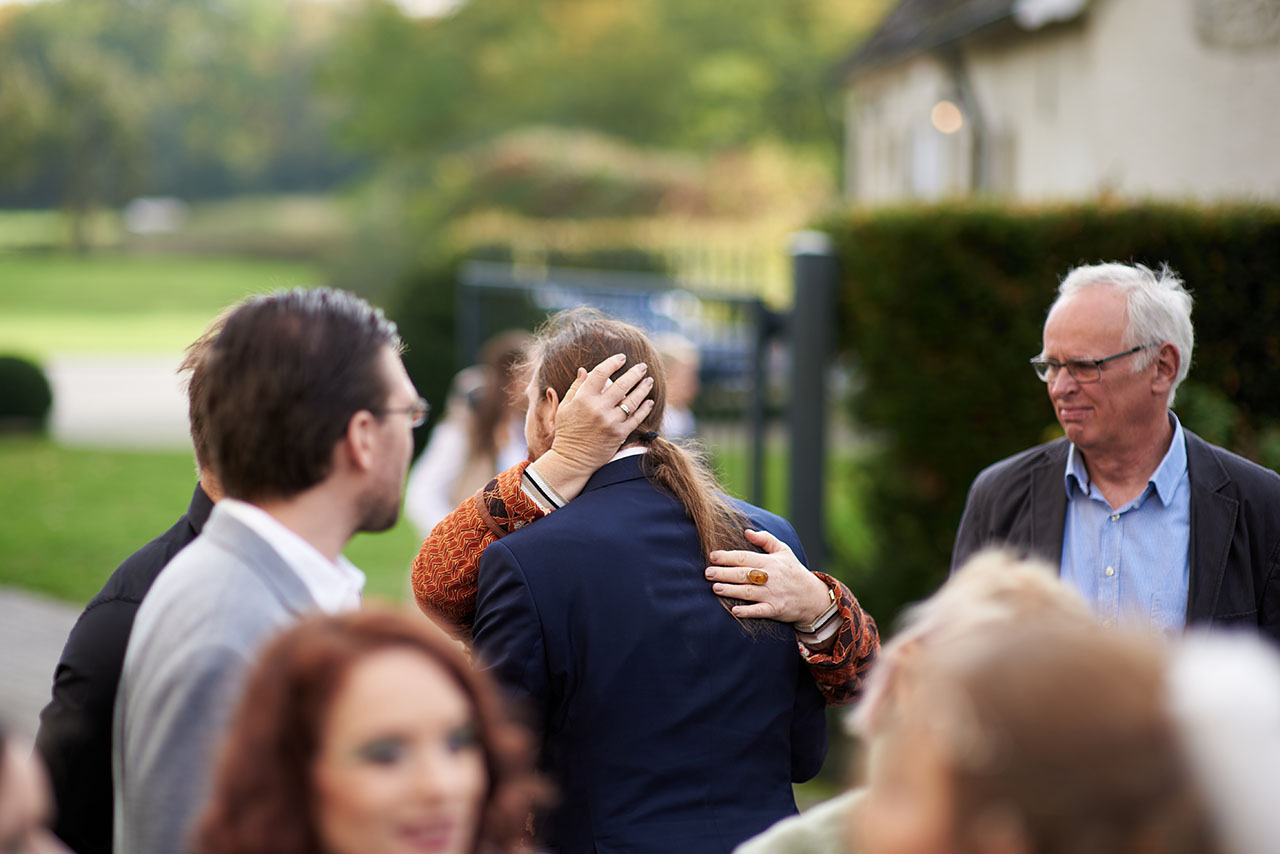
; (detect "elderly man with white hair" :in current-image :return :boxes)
[953,262,1280,642]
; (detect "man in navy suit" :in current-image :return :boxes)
[473,310,842,854]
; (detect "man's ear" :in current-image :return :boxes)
[343,409,379,473]
[540,386,560,436]
[1151,343,1179,395]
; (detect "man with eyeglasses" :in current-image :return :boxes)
[113,289,423,854]
[953,262,1280,643]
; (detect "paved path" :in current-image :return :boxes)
[47,353,191,448]
[0,588,80,739]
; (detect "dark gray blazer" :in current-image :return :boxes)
[112,506,321,854]
[952,430,1280,643]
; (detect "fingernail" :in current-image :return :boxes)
[704,568,713,578]
[613,353,626,360]
[643,377,654,387]
[712,584,723,593]
[637,363,647,372]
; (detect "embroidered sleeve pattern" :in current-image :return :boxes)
[411,460,546,636]
[798,573,880,706]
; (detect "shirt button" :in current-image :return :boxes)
[1105,566,1115,577]
[1110,514,1120,522]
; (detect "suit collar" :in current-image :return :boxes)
[581,454,648,494]
[188,482,215,534]
[1184,429,1235,623]
[1031,439,1070,566]
[201,506,321,617]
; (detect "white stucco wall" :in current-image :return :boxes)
[845,0,1280,203]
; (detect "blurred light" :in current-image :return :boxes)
[931,100,964,134]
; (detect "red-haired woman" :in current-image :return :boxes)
[194,608,540,854]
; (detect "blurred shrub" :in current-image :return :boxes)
[0,355,53,432]
[824,202,1280,627]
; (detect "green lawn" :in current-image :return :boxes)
[0,253,322,359]
[0,436,421,605]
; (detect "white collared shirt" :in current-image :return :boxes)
[216,499,366,613]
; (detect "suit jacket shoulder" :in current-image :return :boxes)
[1183,431,1280,637]
[952,439,1070,572]
[114,507,317,854]
[37,483,212,854]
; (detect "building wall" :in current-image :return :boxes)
[844,0,1280,203]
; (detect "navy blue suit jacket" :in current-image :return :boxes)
[473,456,827,854]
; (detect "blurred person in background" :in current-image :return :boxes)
[470,309,879,852]
[0,724,69,854]
[954,262,1280,642]
[1167,631,1280,854]
[652,332,700,440]
[737,548,1096,854]
[852,620,1218,854]
[404,331,533,538]
[36,313,226,854]
[114,289,419,854]
[195,607,540,854]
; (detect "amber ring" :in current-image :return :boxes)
[747,569,769,585]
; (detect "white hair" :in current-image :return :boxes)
[1054,262,1194,405]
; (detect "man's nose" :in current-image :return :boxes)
[1048,368,1078,396]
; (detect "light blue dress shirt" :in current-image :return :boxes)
[1060,413,1190,634]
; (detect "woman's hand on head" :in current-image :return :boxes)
[533,353,654,501]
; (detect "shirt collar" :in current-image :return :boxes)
[217,498,365,613]
[610,446,648,462]
[1063,412,1187,506]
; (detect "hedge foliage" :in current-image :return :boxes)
[825,202,1280,625]
[0,354,53,431]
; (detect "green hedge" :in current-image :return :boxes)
[0,354,53,432]
[825,202,1280,626]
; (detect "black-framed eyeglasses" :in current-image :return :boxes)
[375,397,430,428]
[1029,345,1151,384]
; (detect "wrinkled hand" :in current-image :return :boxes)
[533,353,654,501]
[705,529,831,625]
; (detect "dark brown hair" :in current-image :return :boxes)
[201,288,401,502]
[194,607,541,854]
[527,309,757,618]
[922,624,1219,854]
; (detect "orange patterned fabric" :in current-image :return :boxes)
[411,462,878,705]
[799,573,880,706]
[411,461,544,636]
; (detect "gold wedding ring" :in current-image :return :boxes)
[619,401,632,416]
[748,569,768,585]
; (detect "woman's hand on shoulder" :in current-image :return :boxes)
[705,529,832,625]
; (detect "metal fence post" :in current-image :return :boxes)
[788,231,838,573]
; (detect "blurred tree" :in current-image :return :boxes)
[323,0,890,163]
[0,0,362,216]
[0,2,145,251]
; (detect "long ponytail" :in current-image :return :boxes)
[530,309,767,630]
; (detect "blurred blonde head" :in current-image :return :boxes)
[851,548,1094,738]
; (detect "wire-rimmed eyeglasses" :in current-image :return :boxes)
[375,396,431,428]
[1029,345,1151,384]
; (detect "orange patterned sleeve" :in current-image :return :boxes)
[799,573,880,706]
[411,460,546,637]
